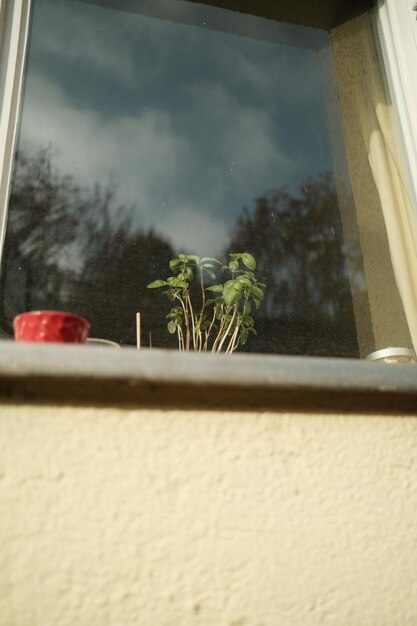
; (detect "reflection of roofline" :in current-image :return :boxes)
[77,0,329,51]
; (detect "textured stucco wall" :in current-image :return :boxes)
[1,403,417,626]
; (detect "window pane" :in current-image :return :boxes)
[0,0,411,356]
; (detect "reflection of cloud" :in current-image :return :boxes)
[32,0,137,85]
[187,80,294,177]
[18,0,333,255]
[162,206,227,257]
[21,72,188,221]
[20,68,296,253]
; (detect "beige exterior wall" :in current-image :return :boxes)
[1,401,417,626]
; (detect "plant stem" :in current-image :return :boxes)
[204,308,217,351]
[186,292,197,350]
[175,294,190,351]
[216,306,237,353]
[211,312,228,353]
[226,319,240,354]
[177,325,185,351]
[197,267,206,351]
[184,292,191,351]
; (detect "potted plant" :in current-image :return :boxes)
[147,252,265,354]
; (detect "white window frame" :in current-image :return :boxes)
[374,0,417,213]
[0,0,31,259]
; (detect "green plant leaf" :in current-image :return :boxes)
[251,284,264,300]
[167,277,187,288]
[215,303,223,320]
[205,284,223,293]
[223,281,239,306]
[236,275,252,289]
[243,314,255,327]
[242,253,256,270]
[166,307,183,319]
[229,260,239,272]
[169,259,181,272]
[243,301,251,315]
[177,268,193,281]
[240,329,249,345]
[167,320,177,334]
[147,279,167,289]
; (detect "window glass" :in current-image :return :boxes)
[0,0,410,356]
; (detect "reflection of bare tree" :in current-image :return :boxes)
[0,148,175,345]
[0,150,364,355]
[1,147,89,323]
[71,223,176,345]
[225,173,362,356]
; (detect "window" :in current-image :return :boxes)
[0,0,416,358]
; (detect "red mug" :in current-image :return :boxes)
[13,310,90,343]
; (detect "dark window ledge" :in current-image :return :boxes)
[0,343,415,413]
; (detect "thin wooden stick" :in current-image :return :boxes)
[136,312,141,349]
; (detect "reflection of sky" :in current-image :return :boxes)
[18,0,332,256]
